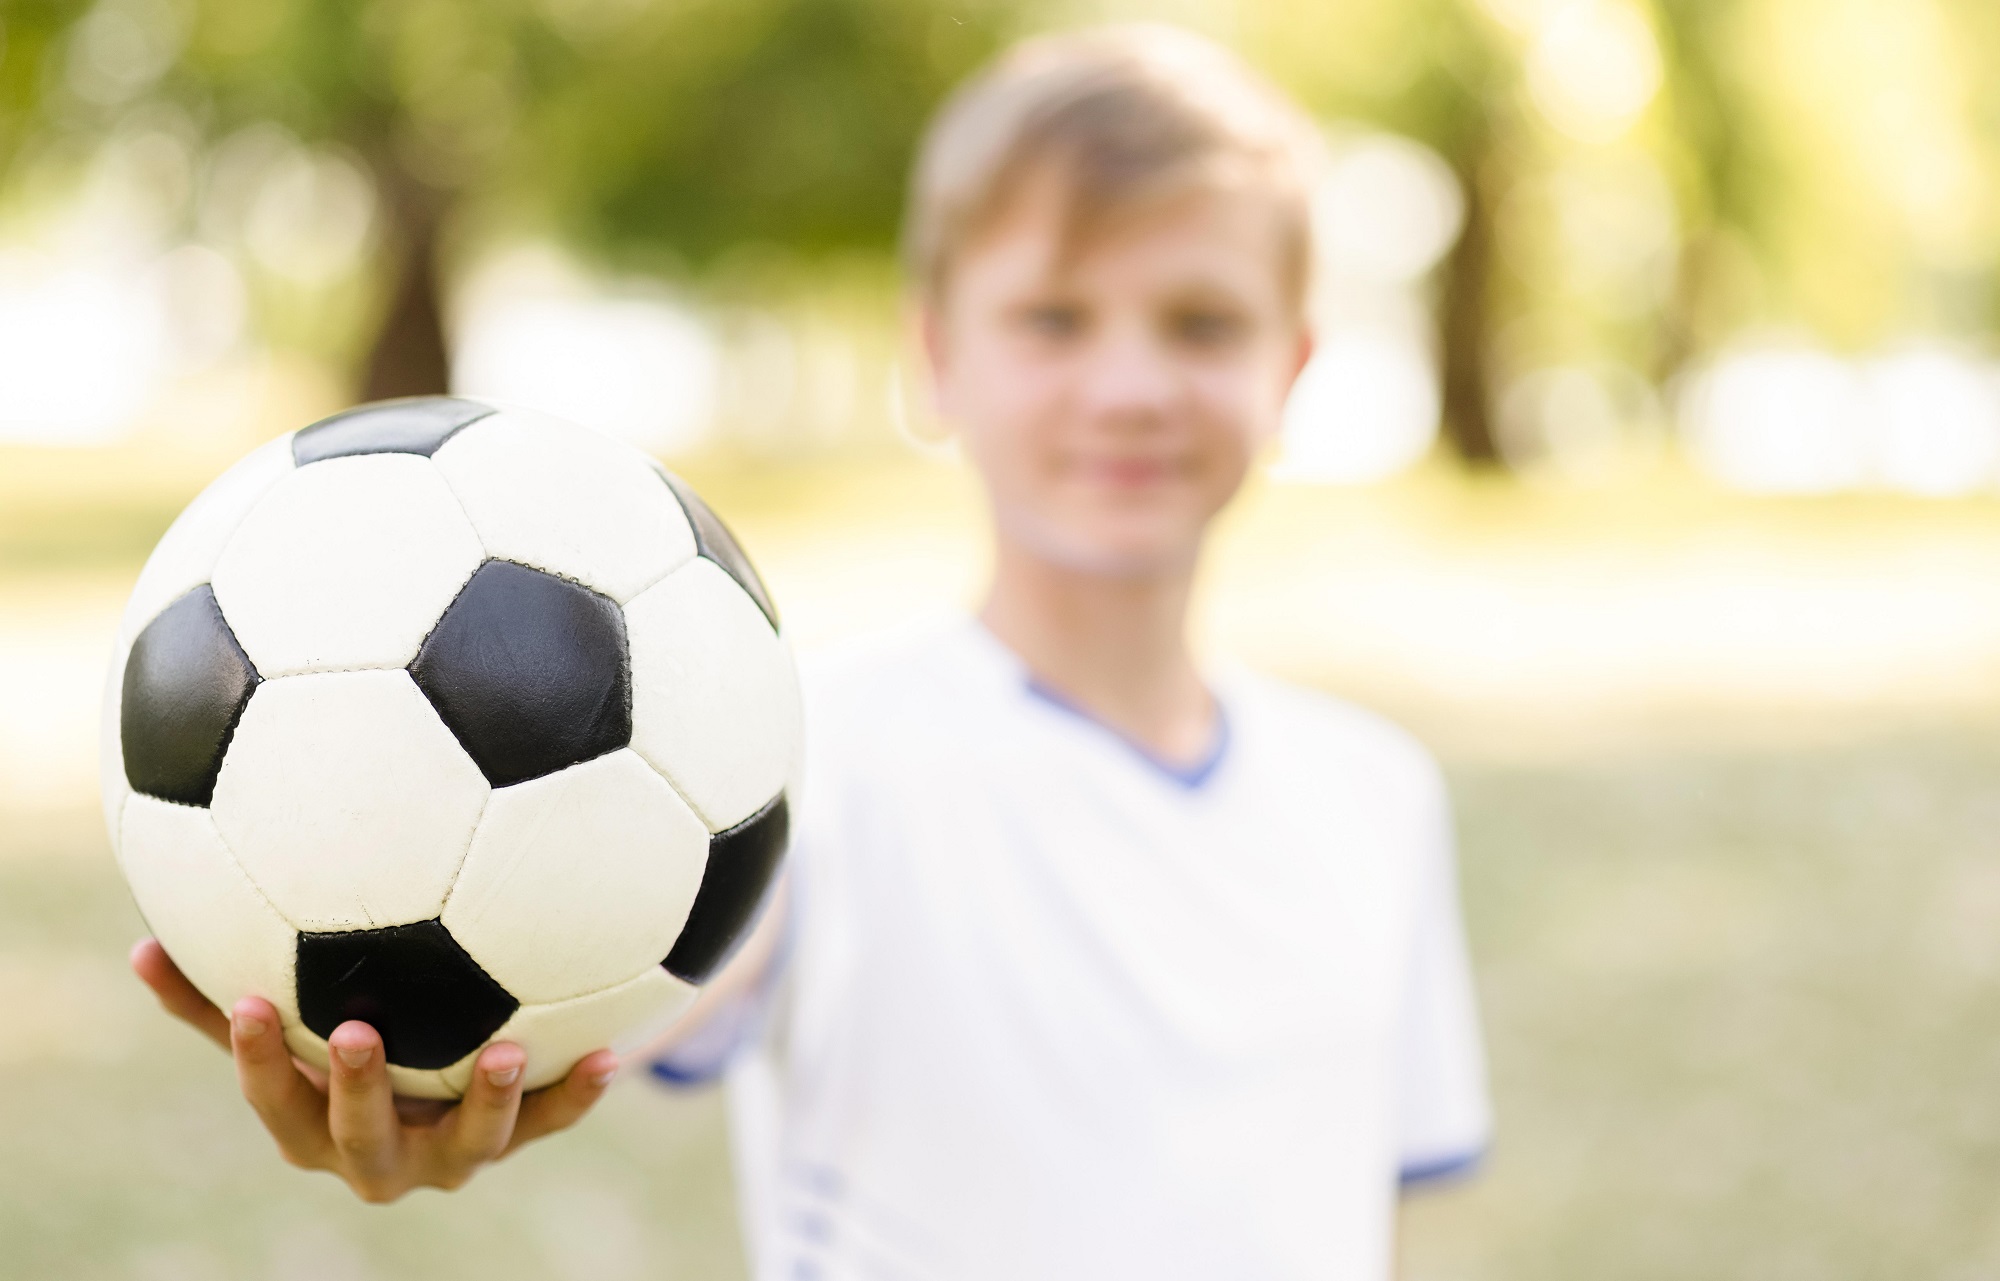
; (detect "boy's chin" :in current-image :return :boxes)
[1023,523,1204,581]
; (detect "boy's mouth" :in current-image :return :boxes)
[1069,455,1186,489]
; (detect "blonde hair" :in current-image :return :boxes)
[904,24,1322,314]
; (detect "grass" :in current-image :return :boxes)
[1406,720,2000,1280]
[9,718,2000,1277]
[9,440,2000,1277]
[0,813,747,1281]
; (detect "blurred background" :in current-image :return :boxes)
[5,0,2000,1276]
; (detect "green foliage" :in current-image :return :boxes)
[1245,0,1504,163]
[6,0,1014,259]
[8,0,2000,424]
[510,0,1014,269]
[0,1,91,183]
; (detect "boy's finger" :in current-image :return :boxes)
[435,1043,526,1174]
[231,997,331,1168]
[506,1050,618,1153]
[130,938,230,1050]
[323,1021,402,1188]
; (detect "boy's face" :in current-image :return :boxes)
[927,175,1311,580]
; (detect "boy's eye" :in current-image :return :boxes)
[1167,309,1248,347]
[1019,303,1086,339]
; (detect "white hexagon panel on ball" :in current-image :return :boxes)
[211,669,490,930]
[120,795,300,1029]
[431,407,700,604]
[440,967,701,1095]
[118,434,296,646]
[210,454,485,677]
[442,748,712,1005]
[626,558,803,832]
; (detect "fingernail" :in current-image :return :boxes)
[589,1066,618,1089]
[234,1011,267,1039]
[487,1065,521,1088]
[335,1044,372,1069]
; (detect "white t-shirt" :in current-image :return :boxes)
[672,620,1488,1281]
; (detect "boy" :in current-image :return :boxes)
[135,24,1489,1279]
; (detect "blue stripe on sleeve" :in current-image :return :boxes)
[1399,1146,1486,1188]
[648,1056,726,1087]
[647,869,799,1090]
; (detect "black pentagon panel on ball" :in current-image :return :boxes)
[410,560,632,788]
[657,468,779,630]
[664,794,791,984]
[292,396,496,466]
[121,585,261,807]
[296,920,518,1070]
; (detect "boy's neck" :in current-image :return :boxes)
[979,541,1217,767]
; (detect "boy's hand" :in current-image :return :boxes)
[130,937,618,1203]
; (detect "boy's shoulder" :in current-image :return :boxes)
[797,615,981,704]
[794,616,1000,751]
[792,628,1448,805]
[1222,666,1446,797]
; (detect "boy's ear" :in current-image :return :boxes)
[917,302,955,421]
[1287,328,1315,390]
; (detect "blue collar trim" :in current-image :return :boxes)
[1023,678,1230,791]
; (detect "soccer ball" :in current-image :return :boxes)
[100,397,801,1098]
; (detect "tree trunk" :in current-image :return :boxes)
[361,171,452,401]
[1437,147,1502,467]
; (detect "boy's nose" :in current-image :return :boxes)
[1077,331,1180,425]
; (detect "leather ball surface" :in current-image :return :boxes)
[103,398,801,1097]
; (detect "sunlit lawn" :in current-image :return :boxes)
[1409,722,2000,1279]
[7,443,2000,1278]
[0,811,746,1281]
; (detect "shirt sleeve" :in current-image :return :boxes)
[647,978,774,1086]
[652,660,833,1088]
[1394,773,1491,1188]
[648,878,794,1087]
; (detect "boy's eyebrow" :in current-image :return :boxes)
[1161,276,1257,299]
[1148,273,1270,309]
[994,271,1088,302]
